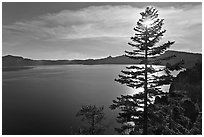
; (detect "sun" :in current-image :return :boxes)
[143,19,154,28]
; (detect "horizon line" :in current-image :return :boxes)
[2,49,202,61]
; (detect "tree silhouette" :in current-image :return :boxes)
[76,105,105,134]
[110,6,183,134]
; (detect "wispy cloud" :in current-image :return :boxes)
[3,4,201,40]
[2,4,202,59]
[3,5,136,40]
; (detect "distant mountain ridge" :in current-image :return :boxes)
[3,50,202,69]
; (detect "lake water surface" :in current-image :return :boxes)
[3,65,136,134]
[2,65,176,135]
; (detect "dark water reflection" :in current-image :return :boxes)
[3,65,136,135]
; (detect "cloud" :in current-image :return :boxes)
[3,5,136,40]
[2,4,202,59]
[158,5,201,38]
[3,4,201,40]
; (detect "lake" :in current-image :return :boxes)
[2,65,175,135]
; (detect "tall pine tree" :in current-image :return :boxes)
[110,6,183,135]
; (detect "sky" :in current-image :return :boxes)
[2,2,202,60]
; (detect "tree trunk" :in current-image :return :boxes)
[143,27,148,135]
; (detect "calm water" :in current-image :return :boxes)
[2,65,178,135]
[3,65,136,135]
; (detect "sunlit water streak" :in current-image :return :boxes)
[125,65,181,95]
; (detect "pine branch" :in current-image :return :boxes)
[126,65,144,70]
[125,50,145,56]
[128,42,143,49]
[149,41,175,56]
[125,54,145,60]
[131,36,145,44]
[148,30,166,46]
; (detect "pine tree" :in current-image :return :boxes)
[110,6,183,134]
[76,105,105,135]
